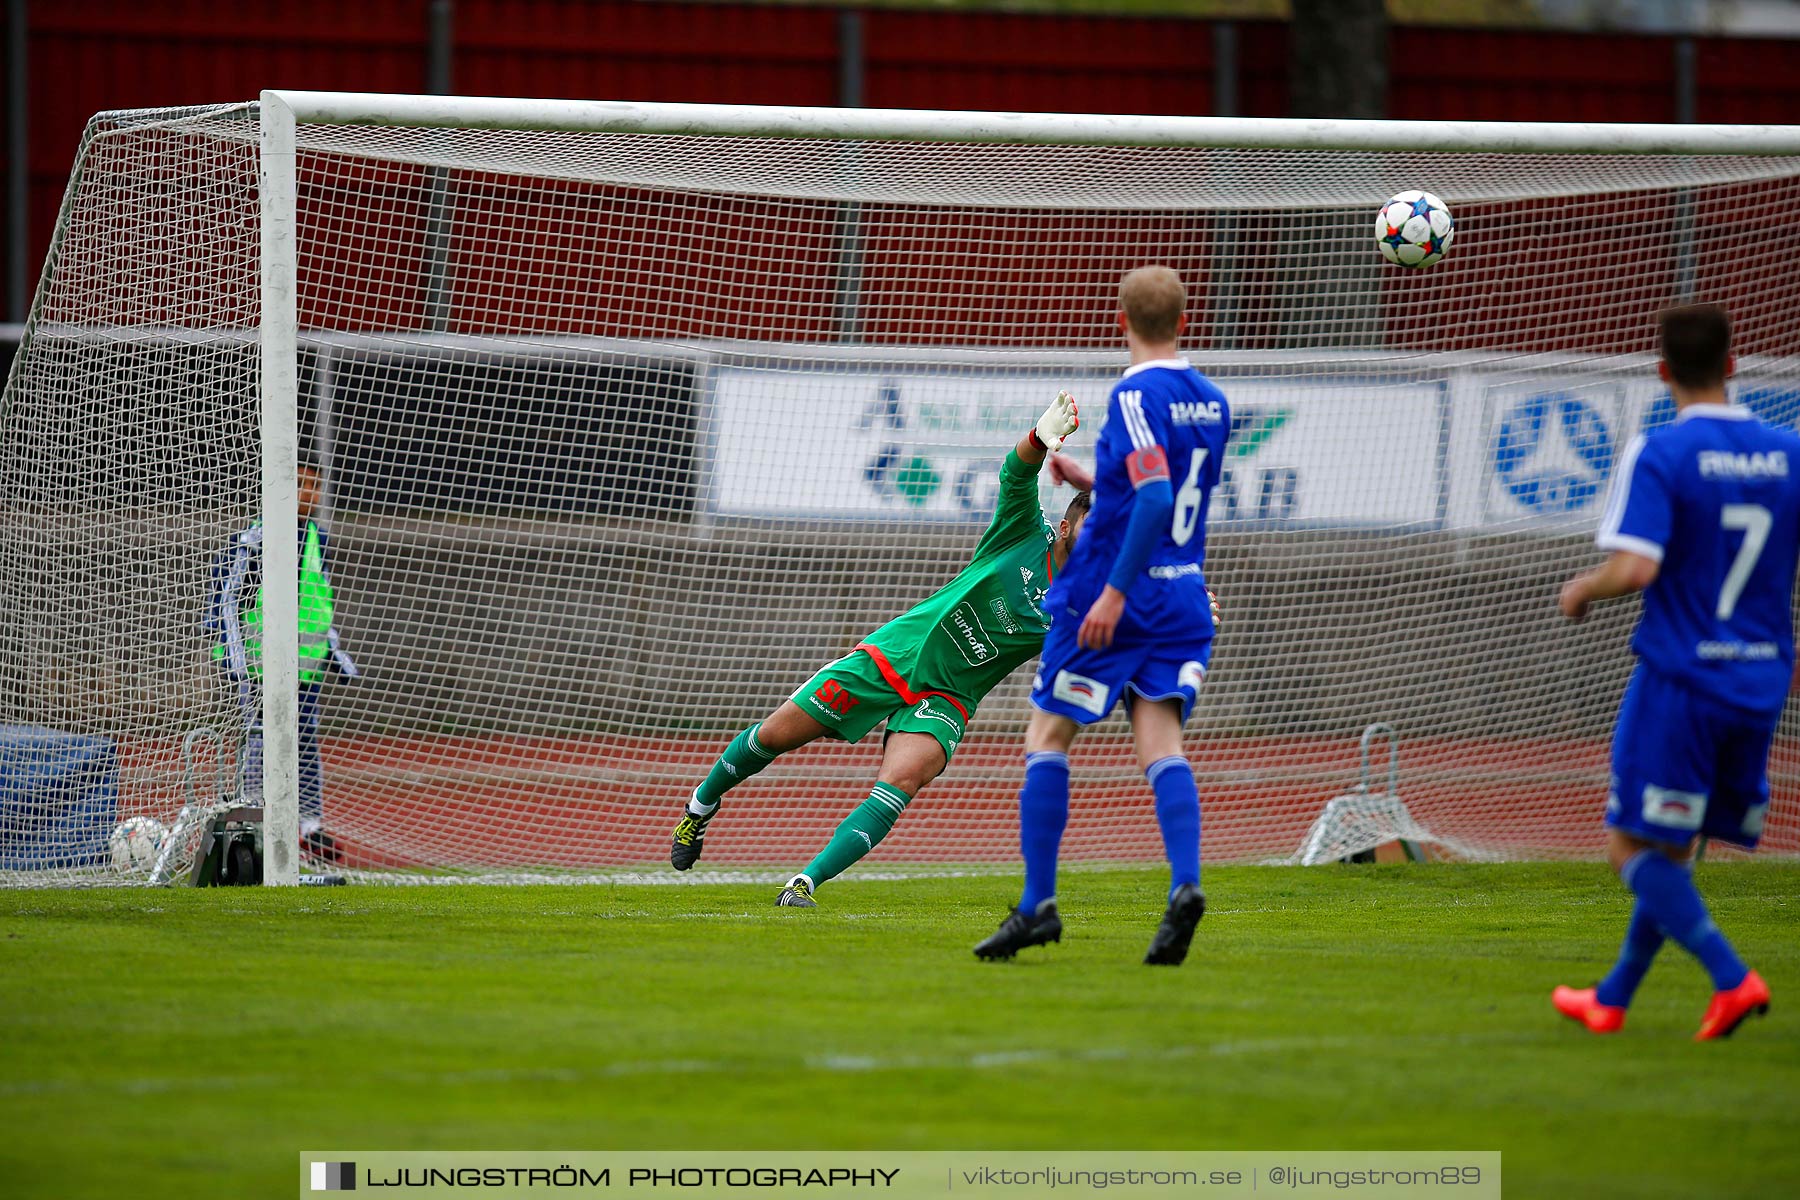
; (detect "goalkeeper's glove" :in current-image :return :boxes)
[1208,587,1222,630]
[1031,391,1080,452]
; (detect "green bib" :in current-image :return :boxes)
[214,521,334,683]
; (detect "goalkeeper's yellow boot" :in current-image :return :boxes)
[670,797,714,872]
[775,874,817,908]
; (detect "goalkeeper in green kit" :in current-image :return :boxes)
[672,392,1087,905]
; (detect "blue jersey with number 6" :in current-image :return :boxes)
[1598,403,1800,716]
[1044,359,1230,645]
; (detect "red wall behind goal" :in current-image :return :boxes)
[5,3,1800,315]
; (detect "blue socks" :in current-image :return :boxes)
[1621,850,1748,993]
[1594,898,1667,1007]
[1018,751,1201,912]
[1016,751,1070,915]
[1148,755,1201,899]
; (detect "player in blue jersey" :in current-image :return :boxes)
[1555,304,1786,1040]
[975,266,1229,965]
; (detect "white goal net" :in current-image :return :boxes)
[3,94,1799,885]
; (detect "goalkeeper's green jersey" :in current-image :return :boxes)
[858,449,1058,706]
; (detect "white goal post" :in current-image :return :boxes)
[3,91,1798,886]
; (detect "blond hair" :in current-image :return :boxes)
[1119,266,1185,343]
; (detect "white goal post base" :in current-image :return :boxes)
[1289,793,1499,867]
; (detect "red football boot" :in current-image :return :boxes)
[1552,985,1627,1034]
[1695,970,1771,1042]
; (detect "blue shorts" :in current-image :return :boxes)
[1030,618,1213,726]
[1607,665,1775,850]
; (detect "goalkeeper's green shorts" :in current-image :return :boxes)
[790,645,972,765]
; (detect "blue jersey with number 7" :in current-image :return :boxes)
[1044,359,1231,645]
[1598,403,1800,716]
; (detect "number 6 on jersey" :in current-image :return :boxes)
[1173,449,1208,546]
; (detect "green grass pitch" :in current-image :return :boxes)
[2,862,1796,1199]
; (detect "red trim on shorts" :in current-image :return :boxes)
[853,642,972,721]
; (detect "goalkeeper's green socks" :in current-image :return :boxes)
[690,724,777,813]
[798,782,911,888]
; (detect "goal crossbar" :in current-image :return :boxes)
[268,90,1800,156]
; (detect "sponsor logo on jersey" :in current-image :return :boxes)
[1641,783,1708,831]
[1053,670,1110,716]
[1699,449,1789,480]
[942,601,998,666]
[1013,566,1048,615]
[1697,640,1780,660]
[1169,399,1224,425]
[1148,563,1202,579]
[912,698,964,734]
[989,595,1022,635]
[813,679,861,718]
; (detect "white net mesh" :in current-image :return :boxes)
[4,101,1798,885]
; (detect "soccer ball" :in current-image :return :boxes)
[109,816,167,871]
[1376,190,1454,268]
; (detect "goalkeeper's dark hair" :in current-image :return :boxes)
[1064,490,1092,523]
[1660,303,1732,389]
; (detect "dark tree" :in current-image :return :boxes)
[1290,0,1389,120]
[1260,0,1393,350]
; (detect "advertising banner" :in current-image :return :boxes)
[708,367,1446,527]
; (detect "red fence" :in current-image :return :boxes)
[4,3,1799,313]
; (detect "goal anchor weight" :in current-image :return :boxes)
[188,805,265,886]
[148,728,346,886]
[146,728,237,886]
[1294,723,1432,866]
